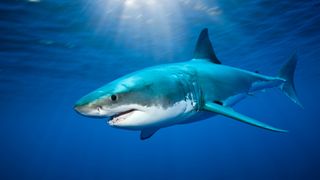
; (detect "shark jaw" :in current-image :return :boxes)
[106,100,195,130]
[108,109,138,125]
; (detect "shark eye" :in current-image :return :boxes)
[111,94,117,101]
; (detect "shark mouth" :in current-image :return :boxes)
[109,109,137,125]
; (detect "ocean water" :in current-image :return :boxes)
[1,0,320,179]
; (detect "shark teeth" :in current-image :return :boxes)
[108,109,136,125]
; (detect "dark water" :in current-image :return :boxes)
[1,0,320,179]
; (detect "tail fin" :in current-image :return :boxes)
[278,53,303,108]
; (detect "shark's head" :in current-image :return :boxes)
[74,69,195,130]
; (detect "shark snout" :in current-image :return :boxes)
[74,103,110,118]
[74,104,90,116]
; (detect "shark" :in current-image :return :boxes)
[74,28,302,140]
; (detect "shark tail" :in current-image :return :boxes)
[278,53,303,108]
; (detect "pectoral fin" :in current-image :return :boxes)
[203,102,287,132]
[140,128,159,140]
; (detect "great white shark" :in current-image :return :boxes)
[74,28,302,140]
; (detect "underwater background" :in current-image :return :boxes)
[1,0,320,179]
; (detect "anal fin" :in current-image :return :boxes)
[203,102,287,132]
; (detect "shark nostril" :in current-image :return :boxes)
[97,106,102,112]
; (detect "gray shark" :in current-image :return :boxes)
[74,28,302,140]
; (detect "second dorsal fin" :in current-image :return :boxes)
[193,28,221,64]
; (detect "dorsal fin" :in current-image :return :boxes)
[193,28,221,64]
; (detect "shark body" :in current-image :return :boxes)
[74,28,302,140]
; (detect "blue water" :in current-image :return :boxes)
[1,0,320,179]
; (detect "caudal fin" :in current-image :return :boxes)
[278,53,303,108]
